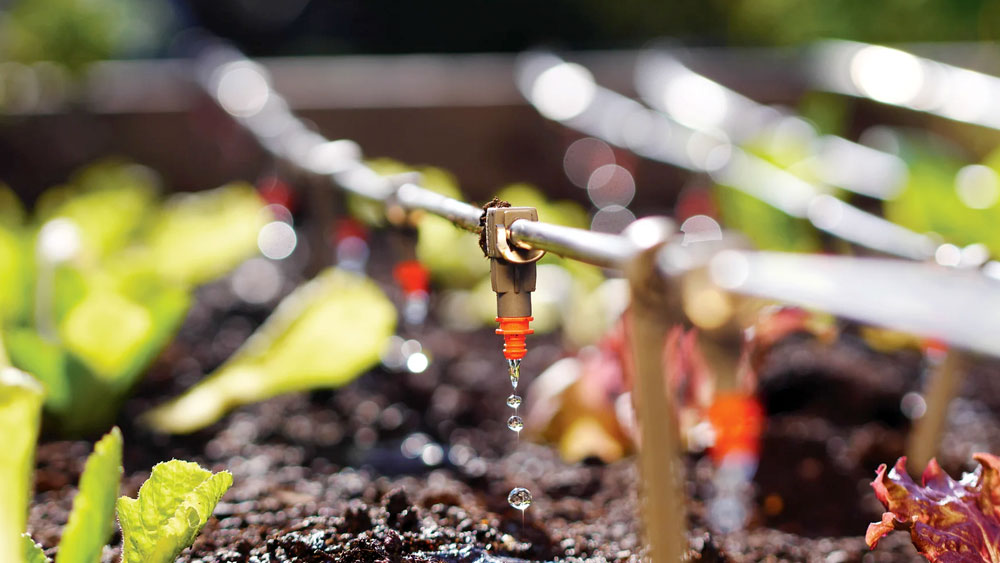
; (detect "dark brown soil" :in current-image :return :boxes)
[25,239,1000,563]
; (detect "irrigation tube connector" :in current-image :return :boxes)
[199,44,1000,563]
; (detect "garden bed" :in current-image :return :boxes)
[24,233,1000,563]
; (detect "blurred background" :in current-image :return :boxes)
[5,0,1000,209]
[8,0,1000,553]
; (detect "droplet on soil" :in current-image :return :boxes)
[507,415,523,432]
[508,358,520,389]
[506,394,522,409]
[508,487,532,511]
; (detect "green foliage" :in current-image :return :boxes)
[36,163,157,261]
[117,461,233,563]
[495,183,590,230]
[55,427,123,563]
[23,534,50,563]
[410,166,491,288]
[0,162,266,435]
[725,0,996,45]
[145,268,397,433]
[883,134,1000,254]
[0,223,30,325]
[713,184,820,252]
[0,368,44,563]
[144,184,270,285]
[0,0,171,73]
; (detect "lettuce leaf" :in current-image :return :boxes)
[867,455,1000,562]
[145,268,396,433]
[22,534,50,563]
[0,368,44,563]
[117,460,232,563]
[144,183,268,285]
[55,427,123,563]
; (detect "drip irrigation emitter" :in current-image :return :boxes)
[483,206,546,364]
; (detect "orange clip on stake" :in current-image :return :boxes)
[496,316,534,360]
[707,391,765,465]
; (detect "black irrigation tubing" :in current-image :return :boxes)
[196,45,1000,359]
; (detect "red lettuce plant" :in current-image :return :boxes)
[867,454,1000,562]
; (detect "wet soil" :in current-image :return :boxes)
[25,246,1000,562]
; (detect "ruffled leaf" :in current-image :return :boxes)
[867,455,1000,562]
[22,534,50,563]
[117,460,232,563]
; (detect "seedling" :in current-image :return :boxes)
[0,366,43,563]
[2,368,231,563]
[21,427,123,563]
[117,461,233,563]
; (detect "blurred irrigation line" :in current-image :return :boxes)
[516,51,947,262]
[810,40,1000,131]
[518,51,1000,278]
[198,44,1000,562]
[194,42,1000,373]
[634,49,909,201]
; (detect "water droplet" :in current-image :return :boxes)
[508,487,533,511]
[508,359,520,389]
[507,415,523,432]
[506,394,522,409]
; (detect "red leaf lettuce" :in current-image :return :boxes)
[867,454,1000,562]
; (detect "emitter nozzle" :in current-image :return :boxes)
[484,206,544,362]
[496,316,534,360]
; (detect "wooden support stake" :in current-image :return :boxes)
[625,223,685,563]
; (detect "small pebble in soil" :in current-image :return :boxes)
[506,394,521,409]
[507,487,533,511]
[507,415,523,433]
[508,359,520,389]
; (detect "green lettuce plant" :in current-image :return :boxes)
[117,461,233,563]
[145,267,397,433]
[0,365,44,563]
[21,427,123,563]
[0,162,269,435]
[2,370,231,563]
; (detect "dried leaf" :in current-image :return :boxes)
[867,455,1000,562]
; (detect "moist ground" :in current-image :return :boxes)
[25,245,1000,562]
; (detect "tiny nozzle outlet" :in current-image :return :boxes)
[496,316,533,360]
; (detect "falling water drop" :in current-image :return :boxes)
[507,415,524,432]
[508,358,520,389]
[508,487,533,511]
[506,394,522,409]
